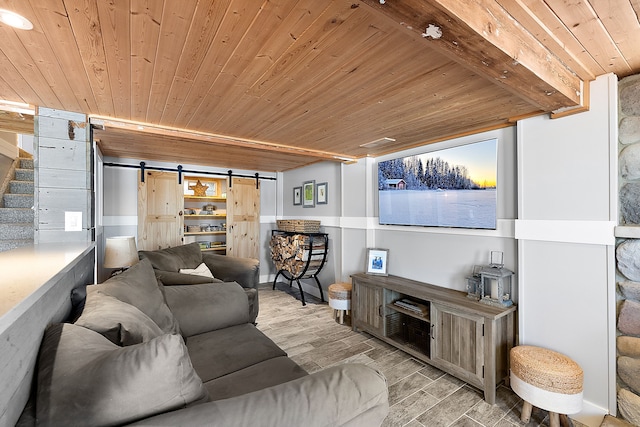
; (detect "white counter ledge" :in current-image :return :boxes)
[0,242,95,320]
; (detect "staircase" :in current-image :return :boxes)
[0,156,34,252]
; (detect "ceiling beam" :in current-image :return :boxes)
[360,0,584,112]
[90,117,356,163]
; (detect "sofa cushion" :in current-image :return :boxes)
[164,282,251,337]
[75,289,164,345]
[204,356,307,401]
[180,262,215,278]
[139,242,203,272]
[87,258,180,335]
[154,269,223,285]
[36,323,208,427]
[186,323,287,382]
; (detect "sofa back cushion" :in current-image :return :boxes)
[36,323,208,427]
[139,242,203,272]
[75,290,164,346]
[87,258,180,335]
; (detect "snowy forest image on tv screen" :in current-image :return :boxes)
[378,139,497,229]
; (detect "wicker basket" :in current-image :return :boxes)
[277,219,321,233]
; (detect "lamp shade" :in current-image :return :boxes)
[104,236,139,269]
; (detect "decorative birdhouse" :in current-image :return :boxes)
[479,252,514,307]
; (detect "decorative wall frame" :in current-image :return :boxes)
[316,182,328,204]
[303,180,315,208]
[293,186,302,205]
[366,248,389,276]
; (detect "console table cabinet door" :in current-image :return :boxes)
[431,303,484,387]
[352,280,384,335]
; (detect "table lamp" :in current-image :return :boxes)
[104,236,138,275]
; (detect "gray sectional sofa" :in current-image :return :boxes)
[19,244,389,426]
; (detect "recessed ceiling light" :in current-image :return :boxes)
[0,9,33,30]
[359,137,396,149]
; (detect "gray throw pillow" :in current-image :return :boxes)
[88,258,180,335]
[138,242,203,272]
[36,323,208,427]
[75,289,164,346]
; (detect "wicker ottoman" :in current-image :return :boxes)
[510,345,583,427]
[328,283,352,325]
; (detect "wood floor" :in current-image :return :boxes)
[256,282,588,427]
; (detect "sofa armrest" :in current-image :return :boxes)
[202,253,259,290]
[128,364,389,427]
[163,282,250,337]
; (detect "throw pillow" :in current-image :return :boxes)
[87,258,180,335]
[36,323,208,427]
[138,242,203,272]
[179,262,215,279]
[75,289,164,346]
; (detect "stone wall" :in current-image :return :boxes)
[616,73,640,424]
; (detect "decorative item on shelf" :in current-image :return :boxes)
[104,236,138,276]
[479,251,514,307]
[466,265,483,300]
[193,208,202,215]
[203,203,216,213]
[188,179,209,196]
[365,248,389,276]
[187,225,200,233]
[197,241,210,250]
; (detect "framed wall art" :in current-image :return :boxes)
[316,182,328,204]
[366,248,389,276]
[303,180,315,208]
[293,186,302,205]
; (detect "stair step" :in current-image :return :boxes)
[0,208,33,223]
[0,239,33,253]
[19,158,33,169]
[9,180,34,194]
[3,194,33,208]
[0,223,33,240]
[15,169,34,181]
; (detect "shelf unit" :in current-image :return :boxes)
[183,177,227,252]
[351,273,516,404]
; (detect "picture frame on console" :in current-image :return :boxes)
[366,248,389,276]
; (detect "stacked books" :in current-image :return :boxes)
[393,299,429,316]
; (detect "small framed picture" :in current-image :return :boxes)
[316,182,328,204]
[303,180,315,208]
[293,186,302,205]
[366,248,389,276]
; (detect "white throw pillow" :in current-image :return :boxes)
[179,262,214,278]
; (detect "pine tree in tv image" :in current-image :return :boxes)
[378,139,497,229]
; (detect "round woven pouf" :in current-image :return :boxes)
[328,283,352,325]
[510,345,583,427]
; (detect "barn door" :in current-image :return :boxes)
[137,171,184,250]
[226,177,260,259]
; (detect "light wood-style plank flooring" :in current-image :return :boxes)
[256,283,588,427]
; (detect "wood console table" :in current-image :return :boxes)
[351,273,516,404]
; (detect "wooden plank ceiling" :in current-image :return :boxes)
[0,0,638,171]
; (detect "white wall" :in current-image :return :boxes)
[370,128,518,291]
[516,74,617,425]
[279,127,517,299]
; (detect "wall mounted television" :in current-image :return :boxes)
[378,138,497,230]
